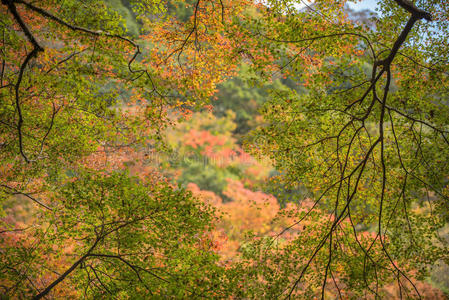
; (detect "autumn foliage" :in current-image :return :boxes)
[1,0,449,298]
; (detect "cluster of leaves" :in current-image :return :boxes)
[245,0,449,297]
[1,171,226,298]
[0,0,256,297]
[1,0,449,298]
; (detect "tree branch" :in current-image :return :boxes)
[2,0,44,162]
[392,0,432,21]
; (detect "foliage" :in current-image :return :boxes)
[246,0,449,297]
[0,0,248,297]
[213,63,293,136]
[164,111,271,198]
[1,0,449,298]
[1,171,225,298]
[105,0,140,36]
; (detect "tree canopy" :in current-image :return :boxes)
[1,0,448,298]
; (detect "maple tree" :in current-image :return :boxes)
[0,0,246,297]
[1,0,449,298]
[247,0,449,297]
